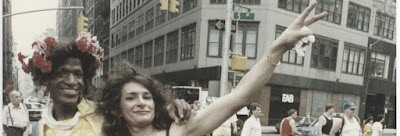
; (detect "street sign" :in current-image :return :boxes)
[233,12,255,20]
[232,4,255,20]
[215,20,236,32]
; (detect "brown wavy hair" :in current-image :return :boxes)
[98,63,173,136]
[29,41,97,98]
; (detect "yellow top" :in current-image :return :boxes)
[38,99,104,136]
[362,123,372,136]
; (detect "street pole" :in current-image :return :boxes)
[220,0,233,97]
[2,7,84,18]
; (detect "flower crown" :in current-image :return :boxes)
[18,31,104,74]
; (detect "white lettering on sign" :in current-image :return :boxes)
[282,93,294,103]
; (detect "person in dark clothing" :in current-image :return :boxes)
[318,104,335,136]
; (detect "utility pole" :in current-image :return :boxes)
[220,0,233,97]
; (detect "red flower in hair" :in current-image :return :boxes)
[40,61,52,73]
[44,37,56,48]
[95,60,101,68]
[22,63,30,74]
[87,45,95,54]
[18,52,26,63]
[76,40,87,51]
[45,50,51,57]
[32,42,38,48]
[33,53,45,67]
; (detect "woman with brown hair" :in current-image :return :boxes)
[99,2,327,135]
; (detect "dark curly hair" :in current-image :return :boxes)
[98,62,173,136]
[30,41,98,98]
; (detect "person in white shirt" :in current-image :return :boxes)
[371,114,384,136]
[241,103,263,136]
[2,90,30,136]
[330,102,361,136]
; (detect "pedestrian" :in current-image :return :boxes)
[318,104,335,136]
[280,109,303,136]
[329,102,361,136]
[362,117,373,136]
[240,103,262,136]
[362,114,373,131]
[98,1,328,135]
[2,90,30,136]
[18,33,193,136]
[371,114,384,136]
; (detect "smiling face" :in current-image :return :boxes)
[120,81,155,128]
[48,58,84,106]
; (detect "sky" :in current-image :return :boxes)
[11,0,58,97]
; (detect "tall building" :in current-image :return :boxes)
[3,0,15,92]
[106,0,396,127]
[56,0,83,41]
[83,0,111,89]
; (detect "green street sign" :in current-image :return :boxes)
[233,12,255,20]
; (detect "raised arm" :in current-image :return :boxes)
[177,1,328,136]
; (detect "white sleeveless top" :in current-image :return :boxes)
[341,116,361,136]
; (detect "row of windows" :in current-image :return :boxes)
[207,21,259,58]
[275,25,369,76]
[111,2,198,48]
[210,0,261,5]
[111,0,198,25]
[107,23,196,70]
[278,0,395,39]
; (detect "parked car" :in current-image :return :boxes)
[25,102,45,121]
[275,116,317,133]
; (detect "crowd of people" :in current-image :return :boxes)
[7,1,378,136]
[276,102,386,136]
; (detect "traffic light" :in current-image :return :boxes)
[77,13,88,33]
[160,0,168,11]
[169,0,179,13]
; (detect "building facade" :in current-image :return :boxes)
[83,0,111,89]
[56,0,83,41]
[3,0,15,91]
[106,0,396,127]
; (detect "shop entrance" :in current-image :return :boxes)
[268,86,300,125]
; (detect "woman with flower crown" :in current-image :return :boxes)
[18,32,193,136]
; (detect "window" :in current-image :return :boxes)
[278,0,309,13]
[181,24,196,60]
[311,35,338,70]
[123,0,126,17]
[116,6,119,22]
[342,43,366,75]
[129,20,135,39]
[103,59,109,75]
[111,33,115,48]
[207,21,225,57]
[374,12,395,39]
[155,4,166,27]
[129,0,132,11]
[144,41,153,68]
[145,8,154,32]
[128,48,134,64]
[116,29,121,46]
[154,36,165,66]
[276,25,304,65]
[370,52,390,79]
[210,0,226,4]
[315,0,342,24]
[234,22,258,58]
[121,51,127,61]
[136,14,144,36]
[125,0,129,15]
[183,0,197,13]
[347,2,371,32]
[122,25,128,42]
[112,9,115,24]
[119,3,122,19]
[166,30,179,64]
[135,45,143,68]
[207,21,258,58]
[110,57,115,72]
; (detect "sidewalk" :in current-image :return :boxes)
[261,126,397,135]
